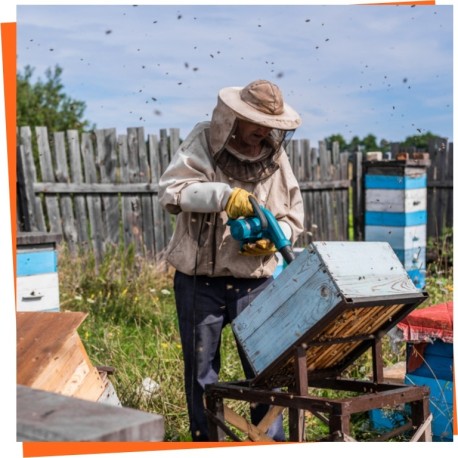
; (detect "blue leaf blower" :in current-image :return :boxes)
[227,196,296,265]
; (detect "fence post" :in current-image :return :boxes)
[351,152,364,241]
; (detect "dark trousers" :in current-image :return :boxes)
[173,270,285,442]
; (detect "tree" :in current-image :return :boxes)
[402,131,444,151]
[361,134,379,153]
[347,135,362,152]
[325,134,346,151]
[17,65,94,132]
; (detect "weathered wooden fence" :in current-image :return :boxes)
[16,126,453,263]
[424,138,453,240]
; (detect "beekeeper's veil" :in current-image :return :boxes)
[209,79,302,182]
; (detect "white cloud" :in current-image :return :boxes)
[16,4,453,146]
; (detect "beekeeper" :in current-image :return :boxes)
[159,79,305,441]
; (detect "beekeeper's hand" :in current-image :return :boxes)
[241,239,277,256]
[225,187,255,219]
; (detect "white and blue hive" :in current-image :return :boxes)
[364,158,430,289]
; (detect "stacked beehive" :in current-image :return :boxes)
[364,157,429,289]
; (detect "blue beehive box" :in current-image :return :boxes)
[232,241,427,388]
[16,232,62,312]
[405,373,453,441]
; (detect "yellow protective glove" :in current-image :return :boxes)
[241,239,277,256]
[225,187,255,219]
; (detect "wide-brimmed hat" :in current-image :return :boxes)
[218,79,302,130]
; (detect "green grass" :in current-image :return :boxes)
[58,235,453,442]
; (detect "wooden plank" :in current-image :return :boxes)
[118,134,135,249]
[169,127,181,160]
[67,129,89,245]
[19,127,46,231]
[160,129,174,245]
[352,152,364,240]
[223,405,274,442]
[292,139,303,182]
[126,128,145,254]
[96,128,120,246]
[30,332,87,394]
[36,126,62,234]
[34,182,159,194]
[17,145,32,231]
[129,127,154,256]
[54,131,77,251]
[149,134,166,258]
[81,132,105,259]
[17,232,62,246]
[17,385,165,441]
[319,141,329,182]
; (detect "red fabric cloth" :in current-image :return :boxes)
[397,301,453,344]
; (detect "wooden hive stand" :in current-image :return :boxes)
[204,242,432,442]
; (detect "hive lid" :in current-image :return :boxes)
[311,241,419,299]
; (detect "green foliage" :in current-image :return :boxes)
[402,131,445,151]
[325,131,445,154]
[17,64,94,132]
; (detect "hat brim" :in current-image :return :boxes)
[219,86,302,130]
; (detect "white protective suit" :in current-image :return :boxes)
[158,95,305,278]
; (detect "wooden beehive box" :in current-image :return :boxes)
[17,311,106,401]
[232,241,427,388]
[16,232,62,312]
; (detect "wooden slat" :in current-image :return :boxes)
[67,129,89,245]
[223,405,274,442]
[96,128,120,246]
[81,132,105,259]
[30,332,88,394]
[19,127,46,231]
[36,126,62,234]
[149,133,166,257]
[160,128,174,245]
[118,134,135,249]
[34,182,160,194]
[130,127,154,256]
[126,128,145,254]
[54,131,77,251]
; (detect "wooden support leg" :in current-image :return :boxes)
[371,337,384,384]
[329,411,352,441]
[410,392,432,442]
[205,394,226,441]
[289,345,308,442]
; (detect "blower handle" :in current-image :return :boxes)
[248,195,267,230]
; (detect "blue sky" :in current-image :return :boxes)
[15,3,453,147]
